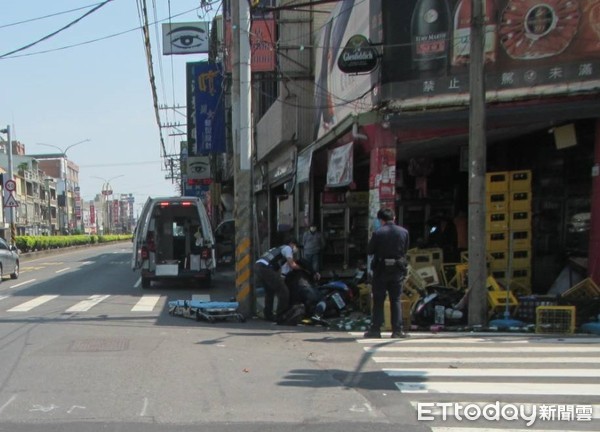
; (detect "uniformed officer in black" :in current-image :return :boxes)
[365,207,410,338]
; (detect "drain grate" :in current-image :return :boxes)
[69,338,130,352]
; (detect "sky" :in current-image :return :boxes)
[0,0,220,213]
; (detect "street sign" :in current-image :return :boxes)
[3,194,19,208]
[4,179,16,192]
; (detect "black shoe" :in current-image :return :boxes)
[363,330,381,339]
[391,331,408,338]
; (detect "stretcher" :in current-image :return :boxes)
[168,299,245,323]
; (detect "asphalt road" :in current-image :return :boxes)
[0,243,598,432]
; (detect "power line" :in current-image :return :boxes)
[0,2,105,29]
[0,0,114,59]
[0,6,202,60]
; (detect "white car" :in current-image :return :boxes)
[0,237,19,280]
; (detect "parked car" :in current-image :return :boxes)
[0,237,19,280]
[132,196,215,288]
[215,219,235,265]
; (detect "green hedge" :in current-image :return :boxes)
[14,234,132,253]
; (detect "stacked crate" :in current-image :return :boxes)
[486,170,532,290]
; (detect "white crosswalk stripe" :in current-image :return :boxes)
[354,331,600,429]
[1,294,168,314]
[132,295,161,312]
[66,295,111,312]
[7,295,59,312]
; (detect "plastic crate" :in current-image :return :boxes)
[489,251,507,271]
[511,230,531,249]
[486,212,509,231]
[486,172,509,192]
[510,191,532,211]
[407,248,443,271]
[510,210,532,230]
[488,290,518,315]
[414,265,440,287]
[486,276,502,292]
[536,306,576,334]
[383,298,412,330]
[512,249,531,268]
[561,278,600,302]
[510,170,532,192]
[487,192,509,211]
[486,231,509,251]
[516,295,558,323]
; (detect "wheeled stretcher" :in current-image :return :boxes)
[168,300,245,323]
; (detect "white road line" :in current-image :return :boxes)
[410,402,600,419]
[132,295,161,312]
[395,381,600,396]
[384,368,600,378]
[365,346,600,353]
[10,279,37,288]
[139,397,149,417]
[0,295,8,302]
[0,395,17,415]
[134,278,141,288]
[355,336,600,344]
[350,332,600,343]
[7,295,59,312]
[66,295,110,312]
[373,356,600,363]
[55,267,70,274]
[432,429,593,432]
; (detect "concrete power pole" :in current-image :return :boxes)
[467,0,488,327]
[1,125,16,244]
[232,0,254,318]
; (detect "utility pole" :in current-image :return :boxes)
[232,0,254,318]
[1,125,16,244]
[467,0,488,327]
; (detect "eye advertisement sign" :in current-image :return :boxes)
[193,62,226,154]
[379,0,600,108]
[162,22,210,55]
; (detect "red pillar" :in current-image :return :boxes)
[589,119,600,285]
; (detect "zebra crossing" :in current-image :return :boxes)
[0,293,164,314]
[352,332,600,430]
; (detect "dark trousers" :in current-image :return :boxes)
[371,270,405,332]
[254,263,290,319]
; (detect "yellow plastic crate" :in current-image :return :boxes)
[486,231,509,251]
[512,249,531,268]
[510,170,532,192]
[536,306,575,334]
[407,248,443,271]
[510,191,532,211]
[486,172,509,192]
[486,276,502,292]
[486,212,509,231]
[510,211,532,230]
[511,230,531,249]
[488,290,518,315]
[487,192,509,211]
[383,298,412,331]
[561,278,600,302]
[414,265,440,287]
[489,251,507,271]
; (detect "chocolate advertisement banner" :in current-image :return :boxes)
[381,0,600,108]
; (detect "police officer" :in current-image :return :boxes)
[254,238,300,323]
[365,208,410,339]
